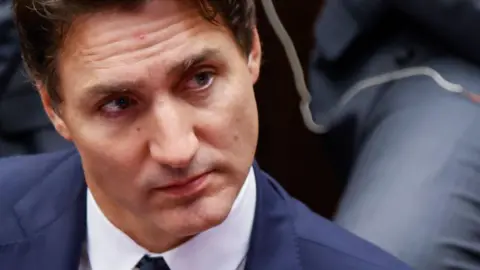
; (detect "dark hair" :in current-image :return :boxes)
[13,0,256,104]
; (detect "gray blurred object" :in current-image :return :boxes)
[0,0,71,157]
[310,0,480,122]
[309,0,480,269]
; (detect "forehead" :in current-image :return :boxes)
[58,0,238,91]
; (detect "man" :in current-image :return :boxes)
[0,0,411,269]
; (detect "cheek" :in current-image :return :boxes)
[74,130,149,209]
[199,82,258,154]
[66,115,147,183]
[77,137,143,190]
[76,130,139,163]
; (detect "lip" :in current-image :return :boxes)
[155,171,211,197]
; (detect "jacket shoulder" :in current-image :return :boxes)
[291,198,410,269]
[0,149,76,203]
[0,149,77,242]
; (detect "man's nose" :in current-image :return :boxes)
[148,102,199,169]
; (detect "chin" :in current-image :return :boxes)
[166,194,235,237]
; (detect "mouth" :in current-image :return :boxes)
[155,171,211,197]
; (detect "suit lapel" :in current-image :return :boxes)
[1,150,87,270]
[245,165,302,270]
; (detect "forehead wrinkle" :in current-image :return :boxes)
[72,0,198,41]
[123,28,220,68]
[80,23,224,72]
[75,11,205,64]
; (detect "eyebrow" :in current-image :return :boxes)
[80,48,223,102]
[167,48,222,77]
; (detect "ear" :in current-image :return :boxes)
[37,82,72,141]
[247,28,262,84]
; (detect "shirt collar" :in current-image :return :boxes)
[87,167,257,270]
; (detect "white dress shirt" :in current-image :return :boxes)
[79,167,257,270]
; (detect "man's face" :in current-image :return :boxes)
[44,0,261,242]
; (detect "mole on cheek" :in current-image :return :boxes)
[136,127,141,132]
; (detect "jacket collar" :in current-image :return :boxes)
[14,150,86,235]
[245,164,302,270]
[0,149,87,269]
[2,154,302,270]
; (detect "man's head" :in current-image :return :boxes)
[14,0,261,251]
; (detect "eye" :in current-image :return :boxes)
[100,96,138,116]
[185,70,215,90]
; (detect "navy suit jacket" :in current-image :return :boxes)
[0,149,411,269]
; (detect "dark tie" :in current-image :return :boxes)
[136,255,171,270]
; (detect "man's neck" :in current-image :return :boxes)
[87,184,191,253]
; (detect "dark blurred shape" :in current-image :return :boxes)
[0,0,71,157]
[254,0,340,218]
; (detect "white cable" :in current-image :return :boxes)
[260,0,324,133]
[337,67,464,109]
[260,0,466,134]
